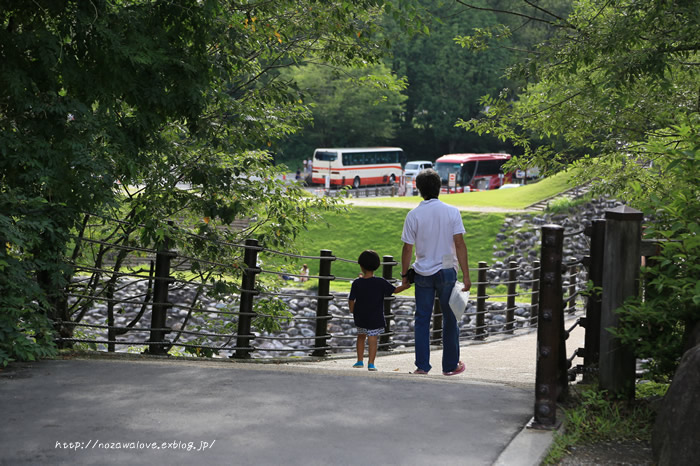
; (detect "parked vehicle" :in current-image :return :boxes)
[311,147,404,189]
[434,153,513,192]
[403,160,433,179]
[403,160,433,194]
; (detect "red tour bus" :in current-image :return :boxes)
[434,153,513,192]
[311,147,404,189]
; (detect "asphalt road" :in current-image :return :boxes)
[1,357,534,466]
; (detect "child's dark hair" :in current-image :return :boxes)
[358,250,381,272]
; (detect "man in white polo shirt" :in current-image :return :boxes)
[401,168,471,375]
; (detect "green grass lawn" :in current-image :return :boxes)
[268,170,583,293]
[266,206,506,293]
[356,169,578,209]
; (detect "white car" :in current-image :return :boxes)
[403,160,433,195]
[404,160,433,179]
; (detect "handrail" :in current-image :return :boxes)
[59,214,589,372]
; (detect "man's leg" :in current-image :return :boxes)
[414,273,436,372]
[437,268,460,373]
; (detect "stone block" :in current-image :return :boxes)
[652,345,700,465]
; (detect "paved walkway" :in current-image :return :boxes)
[284,327,579,390]
[0,327,583,466]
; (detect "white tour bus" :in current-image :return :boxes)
[311,147,404,189]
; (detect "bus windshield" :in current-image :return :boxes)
[435,161,476,186]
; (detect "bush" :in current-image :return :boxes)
[543,386,659,464]
[613,124,700,381]
[0,252,57,366]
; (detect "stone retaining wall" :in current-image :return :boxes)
[70,197,616,358]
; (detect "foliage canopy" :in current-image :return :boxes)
[457,0,700,378]
[0,0,420,364]
[273,63,408,165]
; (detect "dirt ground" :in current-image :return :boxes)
[557,439,654,465]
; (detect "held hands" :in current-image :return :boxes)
[395,282,411,294]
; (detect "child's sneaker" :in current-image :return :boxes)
[352,361,364,368]
[368,363,377,371]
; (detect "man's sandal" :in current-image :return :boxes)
[443,361,465,376]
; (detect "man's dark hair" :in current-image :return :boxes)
[416,168,441,200]
[358,250,381,271]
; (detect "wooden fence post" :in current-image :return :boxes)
[533,224,564,428]
[312,249,334,357]
[148,221,174,355]
[530,260,540,326]
[558,267,570,402]
[582,219,605,383]
[475,261,487,340]
[599,206,643,399]
[233,238,260,359]
[380,255,395,350]
[107,281,116,352]
[506,260,517,334]
[567,260,577,314]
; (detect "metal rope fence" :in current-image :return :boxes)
[57,213,590,363]
[62,205,644,431]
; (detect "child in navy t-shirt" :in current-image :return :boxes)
[349,250,409,371]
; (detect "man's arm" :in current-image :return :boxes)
[401,242,413,287]
[453,233,471,291]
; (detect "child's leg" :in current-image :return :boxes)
[368,335,378,365]
[356,333,366,362]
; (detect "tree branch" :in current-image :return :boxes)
[523,0,568,23]
[454,0,572,28]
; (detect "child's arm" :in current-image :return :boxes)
[348,299,355,314]
[394,283,410,294]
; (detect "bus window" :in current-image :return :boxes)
[315,151,338,162]
[377,151,396,164]
[475,160,505,176]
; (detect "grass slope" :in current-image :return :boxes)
[275,170,581,292]
[359,169,577,209]
[277,206,505,292]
